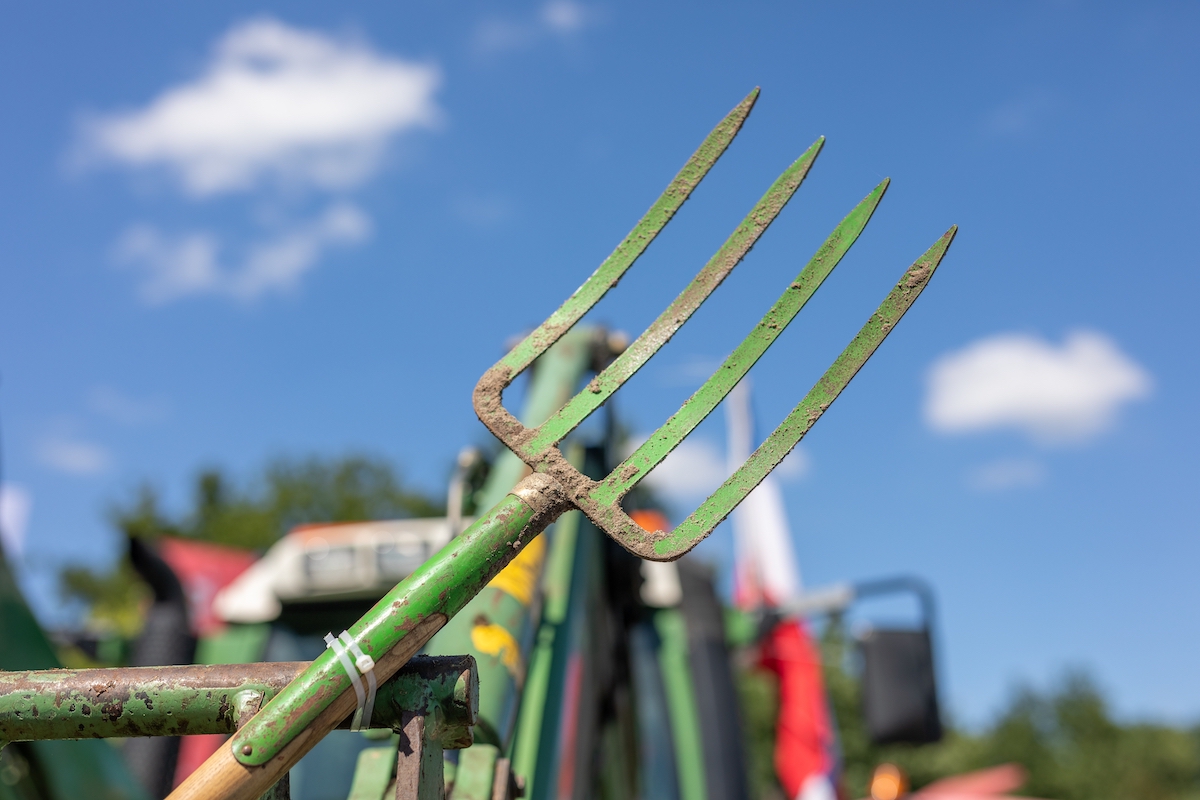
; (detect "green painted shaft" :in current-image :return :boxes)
[0,656,477,748]
[497,90,757,381]
[452,743,501,800]
[507,502,581,790]
[592,178,888,505]
[653,228,957,558]
[425,330,594,751]
[655,610,707,800]
[232,489,555,765]
[526,137,825,456]
[509,442,610,800]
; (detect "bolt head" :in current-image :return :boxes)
[241,744,253,756]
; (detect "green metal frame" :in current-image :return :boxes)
[425,328,599,753]
[0,656,477,749]
[0,531,151,800]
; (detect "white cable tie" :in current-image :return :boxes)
[340,631,378,730]
[324,632,367,730]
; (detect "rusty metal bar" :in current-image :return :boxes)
[395,712,444,800]
[0,655,477,749]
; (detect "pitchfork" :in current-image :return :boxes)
[170,88,956,800]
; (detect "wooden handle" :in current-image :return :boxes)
[168,615,447,800]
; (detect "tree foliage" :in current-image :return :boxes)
[60,454,442,632]
[111,455,442,549]
[58,560,149,638]
[739,620,1200,800]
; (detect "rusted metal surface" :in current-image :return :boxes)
[394,712,443,800]
[257,774,289,800]
[0,655,477,748]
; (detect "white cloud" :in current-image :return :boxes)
[37,436,110,475]
[473,1,595,55]
[0,485,31,559]
[78,18,441,195]
[967,458,1047,492]
[925,330,1151,443]
[115,202,371,304]
[542,0,590,33]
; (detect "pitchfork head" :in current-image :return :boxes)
[473,89,955,561]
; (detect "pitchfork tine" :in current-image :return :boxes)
[474,94,959,562]
[492,89,758,380]
[524,136,825,457]
[593,177,890,503]
[639,227,957,559]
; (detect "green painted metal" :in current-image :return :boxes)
[425,328,596,752]
[507,501,582,792]
[655,609,707,800]
[0,531,150,800]
[507,442,618,800]
[524,136,824,456]
[346,742,398,800]
[592,178,889,505]
[519,488,602,800]
[232,491,552,765]
[0,656,478,747]
[194,623,271,666]
[497,90,757,381]
[452,743,500,800]
[651,228,957,559]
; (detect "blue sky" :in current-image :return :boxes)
[1,2,1198,727]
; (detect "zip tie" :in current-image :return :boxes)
[340,631,377,730]
[324,631,377,731]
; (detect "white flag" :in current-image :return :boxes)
[725,379,802,608]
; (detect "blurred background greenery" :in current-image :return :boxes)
[53,454,1200,800]
[739,622,1200,800]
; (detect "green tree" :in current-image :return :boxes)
[812,617,1200,800]
[60,454,442,634]
[737,618,1200,800]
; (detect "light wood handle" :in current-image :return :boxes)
[167,614,447,800]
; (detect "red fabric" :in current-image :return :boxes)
[915,763,1037,798]
[174,734,227,788]
[157,537,257,636]
[759,620,837,799]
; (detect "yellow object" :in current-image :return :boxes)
[487,532,545,605]
[470,622,522,680]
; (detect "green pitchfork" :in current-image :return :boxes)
[170,88,956,800]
